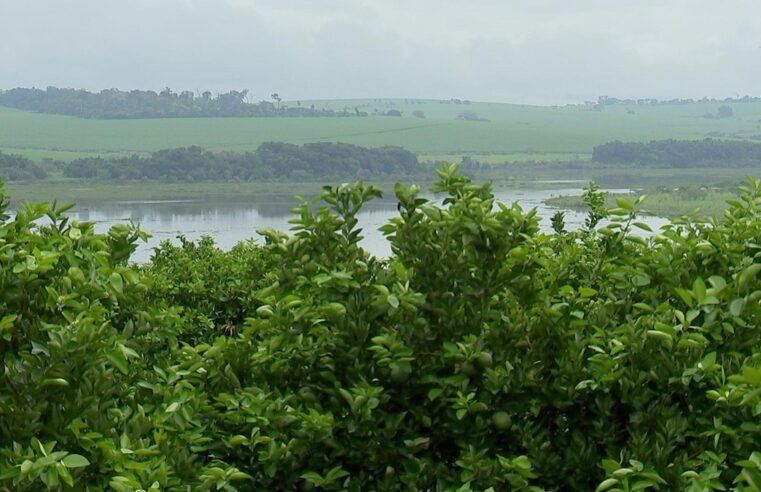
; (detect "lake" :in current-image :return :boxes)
[63,186,670,262]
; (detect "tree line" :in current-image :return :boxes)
[63,142,421,181]
[592,138,761,167]
[0,87,364,119]
[0,152,47,181]
[591,94,760,106]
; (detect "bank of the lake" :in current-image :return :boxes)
[545,186,742,218]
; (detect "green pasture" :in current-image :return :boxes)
[2,99,761,163]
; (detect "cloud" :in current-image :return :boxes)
[1,0,760,104]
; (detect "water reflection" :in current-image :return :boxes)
[63,188,670,263]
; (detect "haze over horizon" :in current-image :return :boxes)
[2,0,760,105]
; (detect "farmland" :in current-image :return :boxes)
[3,99,761,163]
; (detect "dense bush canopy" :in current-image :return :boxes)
[63,143,421,182]
[2,167,761,490]
[0,152,48,181]
[593,139,761,167]
[0,87,359,119]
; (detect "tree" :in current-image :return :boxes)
[271,93,282,110]
[718,105,734,118]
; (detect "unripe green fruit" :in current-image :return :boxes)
[299,388,317,403]
[475,352,493,369]
[461,361,477,377]
[300,481,316,491]
[256,305,274,317]
[492,411,512,430]
[390,366,410,383]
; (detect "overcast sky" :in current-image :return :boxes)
[2,0,760,105]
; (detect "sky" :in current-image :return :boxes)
[1,0,760,105]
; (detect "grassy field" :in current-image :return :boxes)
[3,99,761,163]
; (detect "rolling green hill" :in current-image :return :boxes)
[2,99,761,163]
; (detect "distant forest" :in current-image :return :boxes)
[0,87,364,119]
[0,152,47,181]
[591,95,761,106]
[63,143,420,181]
[593,139,761,167]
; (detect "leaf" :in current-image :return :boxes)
[602,460,621,473]
[633,222,652,232]
[739,263,761,289]
[387,294,400,309]
[693,277,707,305]
[109,272,124,294]
[579,287,597,297]
[632,274,650,287]
[41,378,69,387]
[708,275,726,292]
[301,472,324,486]
[428,388,443,401]
[615,197,634,211]
[596,478,620,492]
[740,468,761,491]
[106,350,129,375]
[675,288,693,307]
[0,314,17,341]
[730,298,745,317]
[324,465,349,483]
[61,454,90,468]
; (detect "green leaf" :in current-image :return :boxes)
[693,277,707,305]
[633,222,653,232]
[61,454,90,468]
[730,298,745,316]
[106,350,129,375]
[579,287,597,297]
[740,468,761,491]
[41,378,69,387]
[324,466,349,483]
[632,274,651,287]
[675,288,693,307]
[301,472,324,486]
[739,263,761,289]
[596,478,620,492]
[387,294,400,309]
[615,197,634,211]
[109,272,124,294]
[428,388,443,401]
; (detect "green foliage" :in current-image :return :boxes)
[63,143,421,182]
[3,170,761,489]
[0,151,47,181]
[593,138,761,167]
[582,180,608,230]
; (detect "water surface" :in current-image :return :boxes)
[65,187,669,262]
